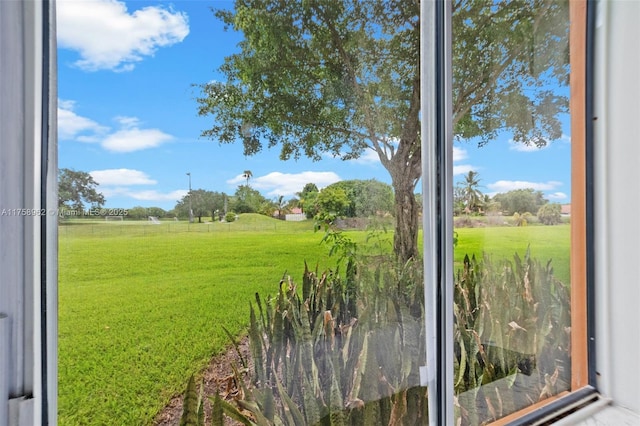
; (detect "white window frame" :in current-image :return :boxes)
[0,1,57,424]
[420,0,454,425]
[419,1,604,424]
[2,1,640,425]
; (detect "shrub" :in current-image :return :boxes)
[224,212,236,223]
[537,203,562,225]
[512,211,532,226]
[454,215,476,228]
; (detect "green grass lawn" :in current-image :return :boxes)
[454,224,571,283]
[58,215,332,425]
[58,215,570,424]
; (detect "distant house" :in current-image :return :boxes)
[273,207,304,221]
[561,204,571,216]
[282,207,305,221]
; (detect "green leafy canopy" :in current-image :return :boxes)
[58,168,105,210]
[199,0,419,162]
[196,0,569,262]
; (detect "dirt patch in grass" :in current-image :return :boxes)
[153,335,251,426]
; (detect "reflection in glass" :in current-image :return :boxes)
[451,1,572,424]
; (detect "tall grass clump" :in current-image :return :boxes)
[182,224,428,425]
[453,249,571,425]
[181,226,570,425]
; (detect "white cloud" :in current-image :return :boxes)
[57,0,189,72]
[487,180,563,193]
[90,169,157,186]
[337,139,402,165]
[58,100,109,140]
[58,100,173,152]
[452,147,475,175]
[508,139,549,152]
[126,189,188,202]
[90,169,186,204]
[453,164,475,176]
[100,187,187,202]
[102,128,173,152]
[453,146,468,162]
[547,192,568,201]
[58,99,75,110]
[227,171,342,197]
[114,116,141,129]
[349,148,381,165]
[339,142,465,166]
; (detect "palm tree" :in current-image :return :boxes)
[242,170,253,187]
[275,195,286,220]
[462,170,483,214]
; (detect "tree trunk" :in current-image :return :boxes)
[381,77,421,265]
[392,178,419,264]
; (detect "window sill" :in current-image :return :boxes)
[553,398,640,425]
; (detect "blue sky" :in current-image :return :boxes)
[57,0,571,211]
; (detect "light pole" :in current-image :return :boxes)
[186,172,193,223]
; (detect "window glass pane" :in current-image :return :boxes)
[57,1,427,424]
[451,1,572,424]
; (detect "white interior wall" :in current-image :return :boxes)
[594,0,640,415]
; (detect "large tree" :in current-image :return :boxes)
[231,185,268,213]
[197,0,568,263]
[493,188,547,216]
[175,189,227,222]
[325,179,394,218]
[58,168,105,210]
[297,183,319,216]
[315,186,350,220]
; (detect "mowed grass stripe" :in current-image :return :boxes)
[453,224,571,283]
[58,216,331,425]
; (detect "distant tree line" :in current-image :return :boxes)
[454,171,565,225]
[57,168,397,223]
[169,178,395,223]
[58,167,563,226]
